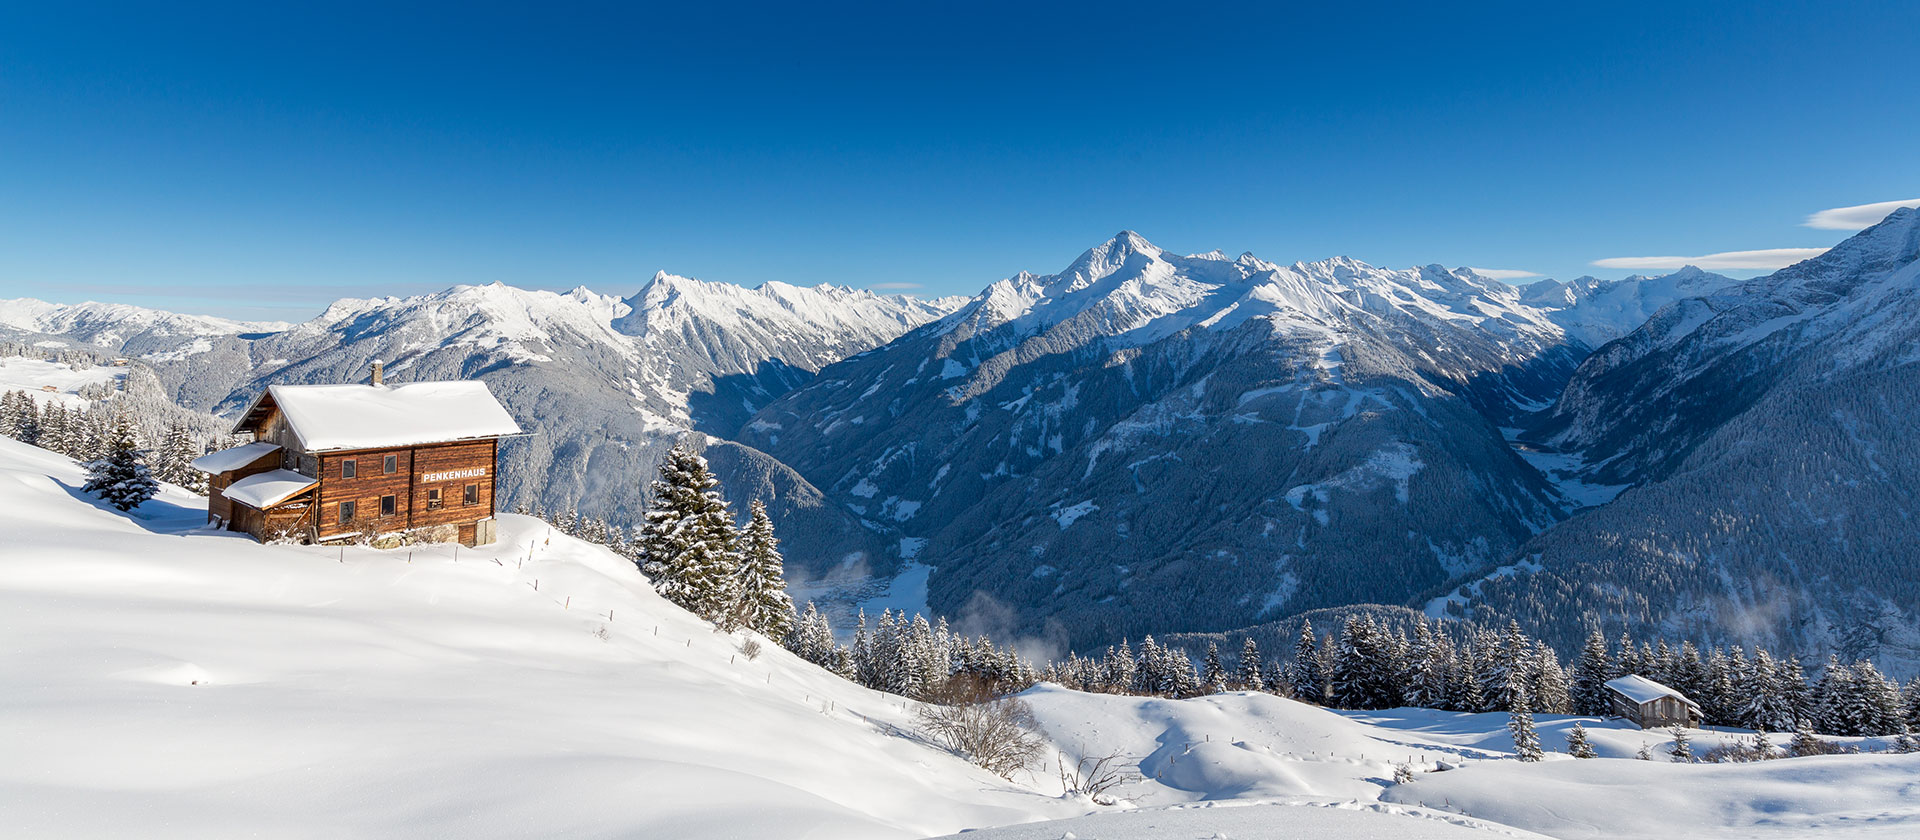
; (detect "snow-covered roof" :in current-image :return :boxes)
[189,442,282,474]
[221,469,318,509]
[238,381,522,452]
[1605,674,1700,710]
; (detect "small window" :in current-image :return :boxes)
[339,500,356,523]
[464,484,479,506]
[341,459,357,479]
[380,494,397,516]
[427,488,444,510]
[383,454,397,474]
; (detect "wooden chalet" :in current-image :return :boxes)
[193,363,522,546]
[1604,674,1703,729]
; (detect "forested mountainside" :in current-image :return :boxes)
[1455,208,1920,670]
[739,232,1596,648]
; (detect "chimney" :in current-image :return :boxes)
[370,359,385,387]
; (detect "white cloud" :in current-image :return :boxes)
[1467,267,1542,280]
[1592,248,1828,271]
[869,282,922,290]
[1804,198,1920,230]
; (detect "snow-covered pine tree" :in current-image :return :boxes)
[1667,725,1693,762]
[1571,629,1613,716]
[82,413,157,511]
[152,422,206,494]
[1532,643,1571,714]
[1289,621,1325,704]
[1852,661,1907,736]
[1739,648,1797,733]
[1566,722,1596,758]
[1789,719,1825,756]
[732,500,795,639]
[1330,616,1368,708]
[1203,641,1227,694]
[1402,619,1442,709]
[1613,632,1640,678]
[1235,637,1265,692]
[636,445,742,624]
[1904,678,1920,732]
[1508,682,1542,762]
[1133,636,1164,695]
[0,390,26,439]
[1811,656,1853,735]
[1105,640,1136,694]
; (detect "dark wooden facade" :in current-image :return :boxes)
[204,380,511,547]
[311,439,498,544]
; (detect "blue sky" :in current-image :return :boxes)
[2,1,1916,321]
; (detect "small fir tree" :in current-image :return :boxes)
[733,500,795,639]
[1566,722,1597,758]
[1508,682,1543,762]
[1235,637,1266,692]
[1789,719,1825,757]
[1667,726,1694,762]
[1203,641,1228,693]
[1289,621,1325,704]
[82,413,157,511]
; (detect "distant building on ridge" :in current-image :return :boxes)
[1604,674,1702,729]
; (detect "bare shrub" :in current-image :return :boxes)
[1059,751,1133,803]
[740,637,763,661]
[923,671,1003,706]
[917,697,1046,780]
[592,625,612,642]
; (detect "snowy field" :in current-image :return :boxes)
[3,434,1916,839]
[0,356,122,407]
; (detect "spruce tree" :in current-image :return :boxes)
[1566,722,1597,758]
[1203,641,1228,693]
[1572,629,1613,715]
[1789,719,1825,756]
[82,413,157,511]
[1508,682,1542,762]
[1667,726,1694,762]
[636,446,742,624]
[153,422,206,494]
[1289,621,1325,704]
[733,500,795,639]
[1235,638,1265,692]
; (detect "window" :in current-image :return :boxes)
[383,454,397,474]
[427,488,443,510]
[341,459,357,479]
[464,484,479,506]
[339,500,356,523]
[380,495,397,516]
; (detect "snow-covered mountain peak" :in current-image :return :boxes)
[0,298,291,345]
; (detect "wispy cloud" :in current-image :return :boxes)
[1804,198,1920,230]
[869,282,922,290]
[1592,248,1827,271]
[1468,267,1541,280]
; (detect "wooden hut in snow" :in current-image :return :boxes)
[193,363,521,546]
[1604,674,1702,729]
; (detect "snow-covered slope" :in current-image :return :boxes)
[8,434,1912,839]
[1460,207,1920,665]
[742,233,1581,647]
[0,435,1072,839]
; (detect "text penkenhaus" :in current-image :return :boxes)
[191,361,523,546]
